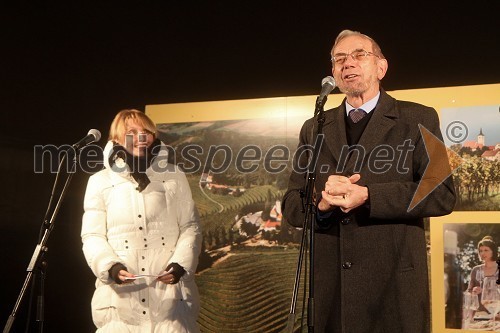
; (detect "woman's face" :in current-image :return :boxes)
[479,245,494,262]
[120,119,154,157]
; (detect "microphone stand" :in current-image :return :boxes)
[3,147,80,333]
[287,95,327,333]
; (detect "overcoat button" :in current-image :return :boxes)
[341,218,351,225]
[342,262,353,269]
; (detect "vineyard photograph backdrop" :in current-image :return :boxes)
[155,115,309,332]
[440,105,500,211]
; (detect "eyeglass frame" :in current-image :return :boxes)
[331,49,381,66]
[125,129,155,143]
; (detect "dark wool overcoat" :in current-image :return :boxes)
[282,90,456,333]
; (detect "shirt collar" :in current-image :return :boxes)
[345,91,381,116]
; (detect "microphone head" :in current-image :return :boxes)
[318,76,336,103]
[87,129,102,143]
[321,76,336,89]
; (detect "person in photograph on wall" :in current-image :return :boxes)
[468,235,499,312]
[282,29,456,333]
[81,109,202,332]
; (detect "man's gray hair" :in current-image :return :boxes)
[331,29,385,59]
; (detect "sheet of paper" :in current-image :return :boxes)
[124,268,173,280]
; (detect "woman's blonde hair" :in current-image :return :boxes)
[108,109,157,143]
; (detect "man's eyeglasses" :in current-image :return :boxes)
[331,49,380,65]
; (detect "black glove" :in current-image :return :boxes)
[108,263,128,284]
[166,262,186,284]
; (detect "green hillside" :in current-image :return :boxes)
[196,248,307,333]
[188,175,284,218]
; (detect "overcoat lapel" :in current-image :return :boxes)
[356,91,399,156]
[322,90,399,174]
[322,104,348,166]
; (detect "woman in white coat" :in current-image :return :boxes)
[81,109,202,333]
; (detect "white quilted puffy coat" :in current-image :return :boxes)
[81,141,202,333]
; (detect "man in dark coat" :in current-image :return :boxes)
[281,29,456,333]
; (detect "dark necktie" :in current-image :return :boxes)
[349,108,367,123]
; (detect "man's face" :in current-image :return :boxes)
[331,35,387,98]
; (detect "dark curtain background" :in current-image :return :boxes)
[1,2,499,332]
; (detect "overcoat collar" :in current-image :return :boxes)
[322,89,399,172]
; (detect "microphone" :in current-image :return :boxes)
[315,76,336,113]
[72,129,101,149]
[318,76,336,103]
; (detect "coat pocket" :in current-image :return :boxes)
[394,224,414,272]
[153,280,199,321]
[91,284,137,327]
[91,285,113,327]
